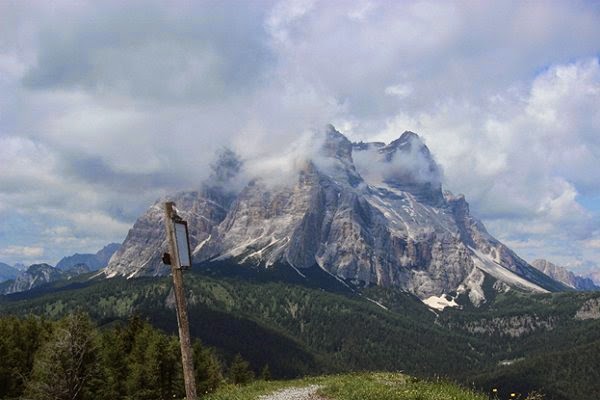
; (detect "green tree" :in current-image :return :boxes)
[92,327,128,400]
[25,313,98,400]
[228,354,254,385]
[259,364,271,381]
[0,316,52,398]
[0,316,51,398]
[193,340,223,394]
[125,321,184,400]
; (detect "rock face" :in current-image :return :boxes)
[575,298,600,320]
[2,263,91,295]
[4,264,63,294]
[104,188,234,278]
[456,314,558,338]
[531,259,599,291]
[56,243,121,271]
[106,126,566,306]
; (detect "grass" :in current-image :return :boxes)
[318,373,488,400]
[203,377,315,400]
[205,372,490,400]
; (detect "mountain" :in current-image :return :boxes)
[4,264,63,294]
[56,243,120,271]
[531,259,599,291]
[12,263,27,271]
[106,126,566,307]
[585,270,600,286]
[1,263,91,294]
[0,262,19,282]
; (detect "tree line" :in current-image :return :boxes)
[0,313,260,400]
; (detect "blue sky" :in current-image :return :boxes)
[0,0,599,278]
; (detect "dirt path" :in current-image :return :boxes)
[258,385,326,400]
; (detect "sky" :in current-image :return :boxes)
[0,0,599,277]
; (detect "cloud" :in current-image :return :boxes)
[0,0,599,273]
[583,239,600,250]
[0,245,44,261]
[353,133,443,189]
[21,1,274,102]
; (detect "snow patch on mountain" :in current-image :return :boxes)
[423,294,460,311]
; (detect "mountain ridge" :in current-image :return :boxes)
[55,243,120,271]
[0,243,120,294]
[531,259,599,291]
[0,262,19,282]
[105,126,568,307]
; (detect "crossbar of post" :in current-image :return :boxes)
[164,201,198,400]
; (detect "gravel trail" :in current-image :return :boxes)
[258,385,326,400]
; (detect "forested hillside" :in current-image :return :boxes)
[1,265,600,399]
[0,313,257,399]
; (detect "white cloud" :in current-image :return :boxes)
[0,0,599,273]
[583,237,600,250]
[372,60,600,230]
[385,84,413,99]
[0,245,44,259]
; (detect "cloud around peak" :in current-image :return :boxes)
[0,0,599,270]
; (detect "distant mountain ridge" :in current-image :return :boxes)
[106,126,567,307]
[0,262,19,282]
[3,264,63,294]
[56,243,120,271]
[1,263,93,294]
[0,243,119,294]
[531,259,599,291]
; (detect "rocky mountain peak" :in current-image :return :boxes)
[3,263,63,294]
[322,125,353,161]
[353,131,443,206]
[385,130,421,152]
[208,147,243,189]
[26,263,54,273]
[106,125,568,308]
[105,185,233,278]
[381,131,441,183]
[315,125,362,187]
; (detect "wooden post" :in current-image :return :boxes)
[164,202,198,400]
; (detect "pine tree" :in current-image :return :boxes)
[193,340,223,394]
[228,353,254,385]
[0,316,51,398]
[125,321,185,400]
[259,364,271,381]
[25,313,98,400]
[92,328,128,400]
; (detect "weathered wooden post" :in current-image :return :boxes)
[163,201,197,400]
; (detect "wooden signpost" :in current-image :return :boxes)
[163,201,197,400]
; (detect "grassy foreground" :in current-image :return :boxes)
[205,372,489,400]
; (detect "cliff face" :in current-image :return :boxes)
[106,126,566,306]
[104,188,233,278]
[531,259,599,291]
[4,264,64,294]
